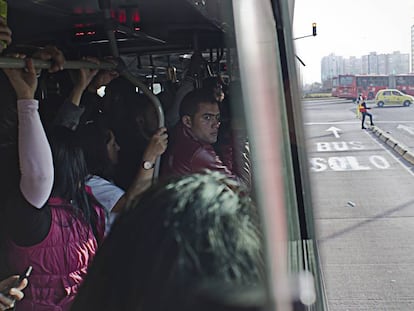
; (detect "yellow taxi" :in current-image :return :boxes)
[375,89,414,107]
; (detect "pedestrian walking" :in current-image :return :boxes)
[358,97,374,129]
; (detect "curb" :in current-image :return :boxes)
[371,126,414,165]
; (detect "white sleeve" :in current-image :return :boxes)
[86,175,125,213]
[18,99,54,208]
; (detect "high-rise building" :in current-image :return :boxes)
[320,53,343,81]
[377,54,388,75]
[389,51,410,74]
[321,51,410,84]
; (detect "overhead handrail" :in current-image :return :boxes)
[0,57,116,70]
[0,56,165,180]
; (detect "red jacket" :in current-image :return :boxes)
[161,122,236,179]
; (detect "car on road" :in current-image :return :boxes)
[375,89,414,107]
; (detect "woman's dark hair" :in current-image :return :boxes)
[49,126,99,237]
[71,171,264,311]
[79,121,115,181]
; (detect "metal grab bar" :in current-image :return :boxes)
[0,56,165,180]
[98,0,165,181]
[0,57,116,70]
[121,71,165,180]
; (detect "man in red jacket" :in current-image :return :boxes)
[162,88,250,188]
[359,97,374,129]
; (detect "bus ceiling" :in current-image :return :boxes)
[7,0,232,57]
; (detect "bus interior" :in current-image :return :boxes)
[1,0,327,310]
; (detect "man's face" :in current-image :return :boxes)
[186,102,221,144]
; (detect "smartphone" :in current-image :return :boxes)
[0,266,32,296]
[16,266,32,284]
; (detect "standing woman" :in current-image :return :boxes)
[79,116,167,234]
[52,65,168,234]
[0,18,35,311]
[2,58,105,310]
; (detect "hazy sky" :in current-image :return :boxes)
[292,0,414,84]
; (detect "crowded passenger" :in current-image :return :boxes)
[70,171,264,311]
[164,51,214,129]
[102,77,167,189]
[79,120,167,234]
[202,75,226,103]
[76,62,119,125]
[0,40,105,309]
[161,87,251,189]
[215,80,251,189]
[51,65,168,233]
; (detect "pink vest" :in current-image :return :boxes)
[7,195,105,311]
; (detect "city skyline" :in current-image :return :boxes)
[320,51,410,85]
[293,0,414,84]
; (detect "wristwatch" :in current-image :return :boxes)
[142,160,155,170]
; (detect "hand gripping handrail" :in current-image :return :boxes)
[0,57,116,70]
[99,0,165,182]
[0,56,165,180]
[120,71,165,181]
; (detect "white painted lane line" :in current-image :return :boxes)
[364,130,414,177]
[305,121,414,125]
[397,124,414,135]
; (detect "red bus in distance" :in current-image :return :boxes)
[336,74,390,101]
[393,74,414,96]
[336,74,356,100]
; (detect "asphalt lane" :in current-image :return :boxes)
[351,100,414,155]
[303,98,414,310]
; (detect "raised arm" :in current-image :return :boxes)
[112,127,168,212]
[54,58,119,130]
[4,58,54,208]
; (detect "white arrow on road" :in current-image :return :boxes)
[397,124,414,135]
[326,126,342,138]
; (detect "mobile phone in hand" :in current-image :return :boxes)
[16,266,32,285]
[0,266,32,295]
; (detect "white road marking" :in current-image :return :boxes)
[362,130,414,177]
[397,124,414,135]
[326,126,342,138]
[305,121,414,125]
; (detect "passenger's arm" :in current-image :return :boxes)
[4,58,54,208]
[69,57,100,107]
[229,130,252,191]
[53,58,100,130]
[118,127,168,209]
[192,144,250,190]
[53,98,86,131]
[192,146,235,176]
